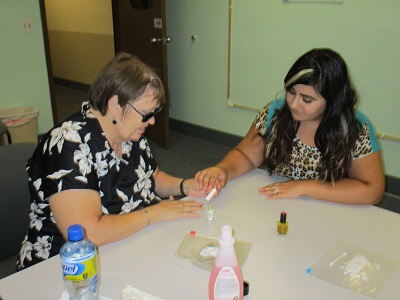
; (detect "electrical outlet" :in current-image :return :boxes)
[21,19,34,32]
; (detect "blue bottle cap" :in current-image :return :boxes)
[67,224,84,241]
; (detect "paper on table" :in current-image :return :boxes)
[122,284,166,300]
[175,231,252,271]
[61,284,166,300]
[60,290,113,300]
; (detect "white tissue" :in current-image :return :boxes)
[60,290,112,300]
[122,284,166,300]
[199,246,219,257]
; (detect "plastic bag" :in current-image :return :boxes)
[306,241,400,299]
[175,231,252,271]
[0,106,39,127]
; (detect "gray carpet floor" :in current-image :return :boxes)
[54,84,88,123]
[148,132,230,179]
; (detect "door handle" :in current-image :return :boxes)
[150,37,162,44]
[150,36,171,45]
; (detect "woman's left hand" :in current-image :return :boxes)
[258,180,305,199]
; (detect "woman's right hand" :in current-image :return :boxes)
[194,166,228,193]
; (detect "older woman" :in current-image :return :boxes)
[17,53,204,270]
[195,48,384,205]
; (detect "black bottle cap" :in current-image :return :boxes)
[243,280,249,296]
[280,211,287,223]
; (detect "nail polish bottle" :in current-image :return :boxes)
[277,211,288,235]
[206,202,215,221]
[205,188,217,221]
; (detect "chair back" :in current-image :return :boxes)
[0,143,36,260]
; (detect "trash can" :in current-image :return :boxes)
[0,106,39,144]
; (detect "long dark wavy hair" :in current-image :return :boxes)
[264,48,360,183]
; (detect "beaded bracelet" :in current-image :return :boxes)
[180,178,188,196]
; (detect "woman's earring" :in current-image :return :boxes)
[112,118,117,125]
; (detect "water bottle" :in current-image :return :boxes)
[209,225,244,300]
[60,224,99,300]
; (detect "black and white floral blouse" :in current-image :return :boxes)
[17,103,161,270]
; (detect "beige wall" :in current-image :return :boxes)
[45,0,114,85]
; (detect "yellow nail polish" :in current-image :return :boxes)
[277,211,288,235]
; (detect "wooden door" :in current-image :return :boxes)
[112,0,170,148]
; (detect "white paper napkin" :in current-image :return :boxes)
[60,290,113,300]
[122,284,166,300]
[60,284,165,300]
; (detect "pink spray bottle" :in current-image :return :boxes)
[208,225,243,300]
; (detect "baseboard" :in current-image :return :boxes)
[386,175,400,196]
[169,118,400,196]
[169,118,242,148]
[53,77,90,92]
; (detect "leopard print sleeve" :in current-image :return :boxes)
[255,104,271,136]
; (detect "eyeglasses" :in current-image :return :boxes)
[127,102,163,122]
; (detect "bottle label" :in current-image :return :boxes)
[214,266,240,299]
[206,203,215,221]
[62,254,98,281]
[207,209,215,221]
